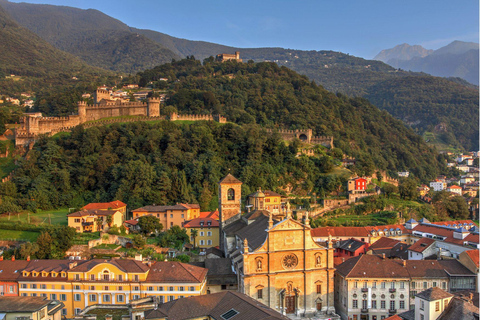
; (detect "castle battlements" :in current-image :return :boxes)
[266,128,333,148]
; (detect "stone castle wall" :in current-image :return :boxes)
[266,129,334,148]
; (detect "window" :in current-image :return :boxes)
[423,282,427,289]
[62,309,67,316]
[103,295,110,303]
[134,275,139,281]
[168,296,175,301]
[117,295,124,303]
[74,285,80,290]
[40,284,46,289]
[200,231,204,236]
[60,294,67,301]
[104,286,109,291]
[372,300,377,309]
[189,286,195,291]
[90,295,97,302]
[21,284,27,289]
[442,282,447,290]
[118,275,123,281]
[221,285,227,290]
[400,301,405,309]
[74,294,80,301]
[90,275,95,280]
[170,214,173,218]
[391,282,395,289]
[90,286,95,290]
[257,288,263,299]
[31,293,37,297]
[75,308,81,315]
[420,300,425,310]
[433,282,437,287]
[75,218,80,223]
[133,295,139,300]
[207,240,212,245]
[169,287,174,291]
[362,300,367,309]
[158,286,164,291]
[352,300,358,308]
[400,282,404,289]
[134,286,139,291]
[103,273,109,281]
[118,286,123,291]
[381,300,386,309]
[227,188,235,200]
[372,282,377,289]
[200,240,205,245]
[381,282,386,289]
[31,284,37,289]
[390,300,395,310]
[412,282,416,289]
[41,294,47,298]
[435,301,439,311]
[207,231,212,236]
[75,274,80,280]
[148,286,154,291]
[9,286,14,293]
[363,282,368,288]
[420,315,424,320]
[50,293,57,300]
[317,284,322,294]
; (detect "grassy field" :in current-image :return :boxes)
[423,131,462,153]
[0,208,69,225]
[92,243,119,250]
[0,229,40,241]
[324,212,397,226]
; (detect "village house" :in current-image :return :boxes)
[446,185,462,195]
[131,203,200,230]
[458,250,479,292]
[335,239,369,258]
[246,189,284,215]
[67,209,124,233]
[83,200,127,218]
[0,258,29,297]
[430,180,446,192]
[182,210,219,249]
[407,238,436,260]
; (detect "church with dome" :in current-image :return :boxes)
[217,174,338,318]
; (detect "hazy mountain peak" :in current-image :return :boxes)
[431,40,479,56]
[374,43,433,63]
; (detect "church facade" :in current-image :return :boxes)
[218,174,337,317]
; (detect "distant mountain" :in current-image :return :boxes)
[375,41,479,85]
[1,0,478,150]
[0,0,180,73]
[374,43,433,63]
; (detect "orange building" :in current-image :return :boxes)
[131,204,200,229]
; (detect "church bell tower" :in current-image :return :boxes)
[218,174,242,251]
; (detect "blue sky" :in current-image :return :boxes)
[9,0,479,58]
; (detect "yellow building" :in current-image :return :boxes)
[247,189,283,214]
[183,211,219,249]
[17,259,207,318]
[83,200,127,219]
[67,209,124,233]
[131,204,200,230]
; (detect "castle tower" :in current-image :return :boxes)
[218,174,242,251]
[94,88,110,104]
[147,97,161,117]
[77,101,87,123]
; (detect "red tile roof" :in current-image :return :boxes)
[183,217,219,228]
[0,260,30,281]
[408,237,435,253]
[218,174,242,185]
[369,237,403,250]
[83,200,126,210]
[146,261,207,283]
[199,210,219,219]
[311,226,370,238]
[67,209,119,217]
[412,224,479,246]
[465,250,479,268]
[124,219,138,226]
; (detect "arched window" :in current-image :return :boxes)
[227,188,235,201]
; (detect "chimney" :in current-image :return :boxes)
[27,256,30,261]
[0,256,3,261]
[11,256,15,261]
[382,253,385,260]
[403,260,406,267]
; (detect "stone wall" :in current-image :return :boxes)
[266,129,333,147]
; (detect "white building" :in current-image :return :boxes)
[429,181,446,192]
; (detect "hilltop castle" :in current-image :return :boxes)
[14,88,226,146]
[216,51,242,62]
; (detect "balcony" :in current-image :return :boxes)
[82,221,94,226]
[389,309,397,314]
[361,309,368,314]
[389,288,396,293]
[361,288,368,292]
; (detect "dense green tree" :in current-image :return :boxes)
[138,215,163,235]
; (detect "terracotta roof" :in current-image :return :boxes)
[69,259,149,273]
[430,220,477,228]
[465,250,479,268]
[337,256,475,280]
[412,224,479,246]
[263,190,282,197]
[408,237,435,253]
[146,261,207,283]
[83,200,126,210]
[132,204,191,212]
[218,173,242,185]
[365,224,408,234]
[124,219,138,226]
[334,256,355,267]
[369,237,403,250]
[179,203,200,209]
[0,260,30,281]
[384,315,404,320]
[144,291,288,320]
[416,287,454,301]
[0,296,52,312]
[199,210,219,219]
[20,260,74,281]
[67,209,119,217]
[183,217,219,228]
